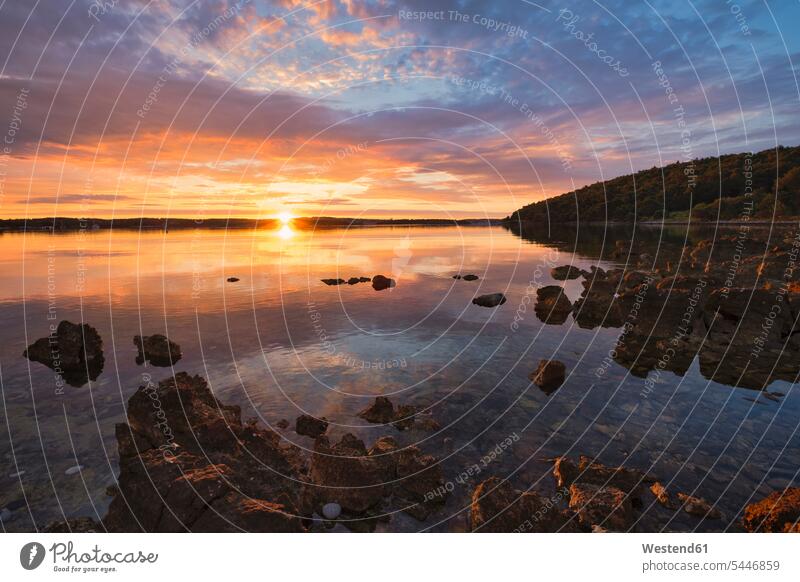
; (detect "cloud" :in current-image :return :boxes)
[0,0,797,218]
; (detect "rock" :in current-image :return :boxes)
[392,404,418,431]
[470,477,577,532]
[535,286,572,324]
[134,334,182,367]
[452,274,462,279]
[530,360,566,393]
[649,482,675,509]
[472,293,506,307]
[24,320,105,387]
[569,483,634,531]
[677,493,721,519]
[742,488,800,532]
[622,271,649,289]
[359,277,371,283]
[358,397,396,423]
[372,275,396,291]
[551,265,583,280]
[572,285,624,329]
[553,457,579,489]
[322,502,342,520]
[462,274,479,281]
[295,415,329,438]
[347,277,360,285]
[308,434,394,514]
[43,517,102,532]
[358,397,421,431]
[321,278,345,286]
[0,508,12,522]
[553,456,652,494]
[276,419,289,429]
[412,416,441,431]
[103,372,306,532]
[226,277,239,282]
[395,446,447,520]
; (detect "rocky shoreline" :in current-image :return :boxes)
[41,369,798,533]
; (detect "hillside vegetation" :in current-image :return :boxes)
[508,145,800,223]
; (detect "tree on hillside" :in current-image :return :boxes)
[778,167,800,193]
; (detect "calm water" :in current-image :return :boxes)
[1,225,799,531]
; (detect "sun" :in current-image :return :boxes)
[277,211,294,225]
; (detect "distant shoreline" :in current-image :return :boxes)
[0,216,504,232]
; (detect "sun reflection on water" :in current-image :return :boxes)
[277,224,295,239]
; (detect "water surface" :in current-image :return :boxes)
[1,224,798,531]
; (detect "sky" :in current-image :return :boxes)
[0,0,798,219]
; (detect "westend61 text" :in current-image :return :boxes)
[643,543,708,554]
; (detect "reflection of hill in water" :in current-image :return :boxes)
[507,222,800,393]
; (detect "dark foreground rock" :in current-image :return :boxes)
[321,278,345,286]
[372,274,396,290]
[103,372,307,532]
[569,482,634,531]
[43,517,102,532]
[309,434,446,520]
[226,277,240,282]
[295,415,329,438]
[470,477,578,532]
[742,488,800,532]
[134,334,182,367]
[472,293,506,307]
[24,320,105,387]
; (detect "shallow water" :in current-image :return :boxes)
[1,224,798,531]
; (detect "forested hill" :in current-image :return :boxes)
[507,145,800,224]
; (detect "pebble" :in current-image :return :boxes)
[322,502,342,520]
[65,465,84,475]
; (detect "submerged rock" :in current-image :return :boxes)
[462,274,479,281]
[553,455,654,493]
[321,278,345,286]
[530,360,566,393]
[371,275,396,291]
[551,265,584,280]
[295,415,329,438]
[134,334,182,367]
[357,396,425,431]
[226,277,240,282]
[24,320,105,387]
[472,293,506,307]
[677,493,722,520]
[742,488,800,532]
